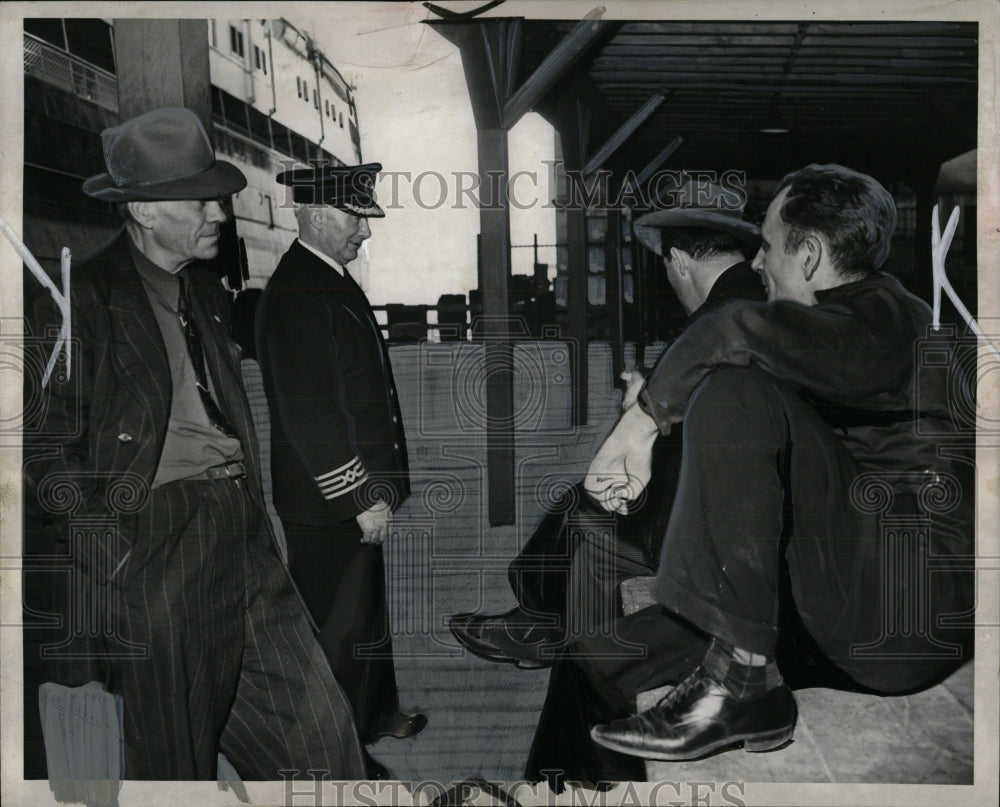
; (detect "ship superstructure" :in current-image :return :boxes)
[23,17,363,286]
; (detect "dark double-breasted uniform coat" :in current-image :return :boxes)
[23,230,365,780]
[256,239,410,735]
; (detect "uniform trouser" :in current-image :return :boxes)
[283,520,401,739]
[651,366,974,694]
[46,475,365,780]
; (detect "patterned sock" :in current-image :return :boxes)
[702,637,783,699]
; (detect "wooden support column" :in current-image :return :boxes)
[634,234,648,367]
[441,19,523,525]
[113,20,213,129]
[478,127,516,525]
[427,12,613,517]
[559,94,591,427]
[567,203,589,427]
[605,205,625,383]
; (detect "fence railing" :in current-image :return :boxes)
[372,303,473,343]
[371,297,567,344]
[24,34,119,112]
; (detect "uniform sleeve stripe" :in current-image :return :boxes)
[316,456,365,483]
[315,457,368,500]
[320,475,367,501]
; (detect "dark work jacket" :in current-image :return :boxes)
[640,271,973,553]
[520,261,766,788]
[626,260,766,560]
[687,259,766,324]
[256,240,410,526]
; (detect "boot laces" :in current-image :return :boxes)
[654,666,705,712]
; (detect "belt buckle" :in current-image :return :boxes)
[225,461,246,479]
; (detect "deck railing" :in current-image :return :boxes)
[372,303,473,343]
[24,34,119,112]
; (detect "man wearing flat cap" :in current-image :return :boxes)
[256,162,424,770]
[24,107,365,780]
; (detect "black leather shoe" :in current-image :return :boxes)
[448,607,564,669]
[363,711,427,743]
[590,666,797,761]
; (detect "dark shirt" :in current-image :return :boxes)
[130,239,242,485]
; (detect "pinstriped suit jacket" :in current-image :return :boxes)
[25,229,272,527]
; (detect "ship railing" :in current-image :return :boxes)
[24,33,119,112]
[372,303,472,344]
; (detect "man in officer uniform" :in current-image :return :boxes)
[256,163,425,775]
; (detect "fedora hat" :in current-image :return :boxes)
[634,178,759,256]
[276,162,385,217]
[83,107,247,202]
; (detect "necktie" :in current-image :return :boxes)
[177,274,238,438]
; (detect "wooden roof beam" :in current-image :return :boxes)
[624,135,684,195]
[614,21,969,36]
[592,57,976,70]
[591,71,975,85]
[598,83,926,94]
[598,45,974,58]
[604,34,977,48]
[501,9,614,130]
[583,90,669,175]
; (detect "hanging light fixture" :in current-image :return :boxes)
[759,100,790,134]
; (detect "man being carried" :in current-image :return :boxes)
[450,178,764,677]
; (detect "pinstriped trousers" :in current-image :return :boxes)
[59,476,365,781]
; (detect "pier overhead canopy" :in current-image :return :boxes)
[527,19,977,181]
[431,15,978,184]
[425,9,979,525]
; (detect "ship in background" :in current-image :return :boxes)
[22,16,366,288]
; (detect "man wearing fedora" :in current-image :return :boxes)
[24,107,365,780]
[256,162,425,773]
[448,177,765,680]
[585,164,973,763]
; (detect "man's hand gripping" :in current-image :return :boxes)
[584,403,660,515]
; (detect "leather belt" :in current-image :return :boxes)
[201,460,247,481]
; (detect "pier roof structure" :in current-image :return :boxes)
[426,10,979,523]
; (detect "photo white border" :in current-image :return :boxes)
[1,2,997,805]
